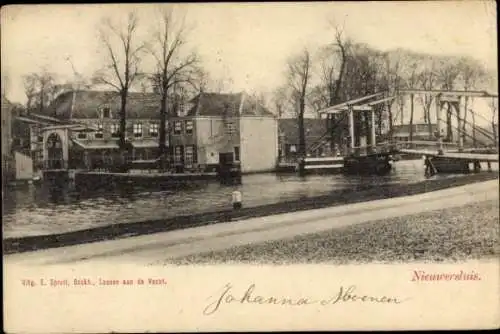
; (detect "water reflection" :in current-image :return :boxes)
[3,160,496,238]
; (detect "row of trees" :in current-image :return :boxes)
[273,25,495,158]
[93,9,206,170]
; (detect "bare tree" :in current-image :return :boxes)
[22,70,58,115]
[416,56,438,139]
[146,7,201,170]
[380,49,405,136]
[93,12,146,157]
[310,26,351,150]
[458,56,487,146]
[286,48,312,174]
[310,28,349,109]
[401,56,421,143]
[437,57,461,142]
[330,27,349,106]
[23,74,38,111]
[271,86,291,119]
[307,85,329,118]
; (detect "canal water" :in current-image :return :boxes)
[2,160,496,239]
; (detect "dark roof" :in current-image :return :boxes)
[44,90,162,120]
[278,118,328,147]
[186,92,275,117]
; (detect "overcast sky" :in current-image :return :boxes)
[1,1,497,105]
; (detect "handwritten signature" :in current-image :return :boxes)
[203,283,408,315]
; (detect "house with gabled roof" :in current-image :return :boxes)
[32,90,169,170]
[18,89,277,174]
[170,92,278,173]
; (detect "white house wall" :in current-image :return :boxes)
[15,151,33,180]
[195,117,240,165]
[239,117,278,173]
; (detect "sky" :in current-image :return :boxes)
[1,1,498,107]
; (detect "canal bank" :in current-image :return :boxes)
[3,172,498,255]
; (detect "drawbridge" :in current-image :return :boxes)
[310,89,498,175]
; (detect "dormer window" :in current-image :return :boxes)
[77,132,87,139]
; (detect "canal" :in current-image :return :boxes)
[2,160,496,239]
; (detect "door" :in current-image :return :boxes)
[46,133,64,169]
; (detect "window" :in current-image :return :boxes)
[234,146,240,161]
[185,145,194,167]
[32,150,43,162]
[174,145,183,163]
[32,126,43,142]
[133,123,143,138]
[226,121,236,135]
[185,120,193,135]
[77,132,87,139]
[110,124,119,138]
[95,123,104,139]
[102,106,111,118]
[174,121,182,135]
[149,123,159,137]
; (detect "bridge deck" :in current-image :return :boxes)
[399,149,499,162]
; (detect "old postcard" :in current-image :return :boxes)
[2,1,499,332]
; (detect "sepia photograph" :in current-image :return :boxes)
[2,1,499,332]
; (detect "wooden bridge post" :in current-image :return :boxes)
[435,94,444,154]
[409,93,414,148]
[370,106,376,153]
[473,160,481,173]
[457,97,464,152]
[348,104,354,154]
